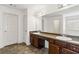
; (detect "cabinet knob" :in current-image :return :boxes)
[73,48,76,50]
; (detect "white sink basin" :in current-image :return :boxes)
[56,36,72,41]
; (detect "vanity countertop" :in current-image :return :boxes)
[31,32,79,45]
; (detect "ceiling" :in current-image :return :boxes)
[0,4,72,10]
[1,4,58,10]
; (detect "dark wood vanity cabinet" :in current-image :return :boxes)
[33,36,38,48]
[30,34,34,45]
[30,34,45,49]
[49,39,60,54]
[54,40,66,48]
[49,40,78,54]
[61,48,77,54]
[67,43,79,53]
[30,32,79,54]
[49,44,60,54]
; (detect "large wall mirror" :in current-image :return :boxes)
[42,15,63,34]
[65,15,79,36]
[42,14,79,36]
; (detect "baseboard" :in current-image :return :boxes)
[0,45,5,49]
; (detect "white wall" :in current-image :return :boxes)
[0,5,25,48]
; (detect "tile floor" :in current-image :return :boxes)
[0,43,48,54]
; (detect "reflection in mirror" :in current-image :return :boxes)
[65,15,79,36]
[42,15,63,34]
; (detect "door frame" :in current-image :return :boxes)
[2,12,19,44]
[23,15,27,42]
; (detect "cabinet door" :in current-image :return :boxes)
[67,43,79,53]
[62,48,77,54]
[33,36,38,48]
[38,38,45,48]
[49,44,60,54]
[30,34,45,49]
[30,34,34,45]
[30,34,38,47]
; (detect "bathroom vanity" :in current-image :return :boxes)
[30,5,79,54]
[30,31,79,54]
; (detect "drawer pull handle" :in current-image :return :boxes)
[73,48,76,50]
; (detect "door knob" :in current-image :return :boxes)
[25,30,27,32]
[4,30,7,32]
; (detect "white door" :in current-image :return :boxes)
[3,13,18,46]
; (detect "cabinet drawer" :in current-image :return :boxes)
[67,44,79,52]
[49,39,54,44]
[54,40,66,47]
[62,48,77,54]
[38,36,47,40]
[49,44,60,54]
[31,34,36,38]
